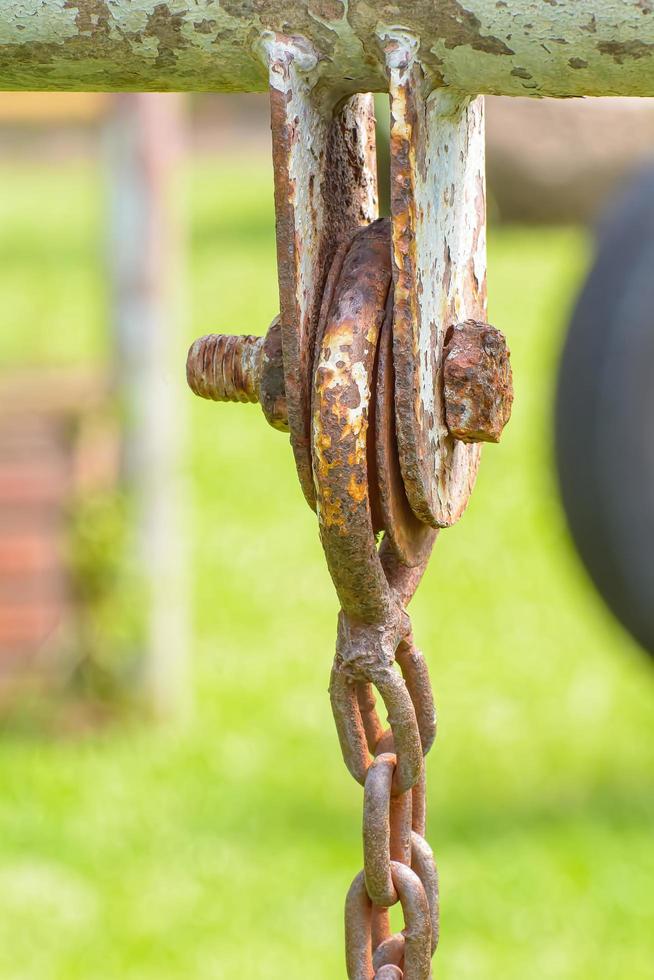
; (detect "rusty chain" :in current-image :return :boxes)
[187,42,513,976]
[7,1,653,971]
[188,217,512,977]
[316,221,438,977]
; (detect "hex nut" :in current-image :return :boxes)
[443,320,513,444]
[258,316,289,432]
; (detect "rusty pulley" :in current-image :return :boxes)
[187,217,511,585]
[187,219,511,978]
[187,34,513,979]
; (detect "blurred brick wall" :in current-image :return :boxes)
[0,373,114,691]
[0,413,72,669]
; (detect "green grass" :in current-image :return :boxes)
[0,158,653,979]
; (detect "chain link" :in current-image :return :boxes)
[332,619,438,978]
[304,220,441,978]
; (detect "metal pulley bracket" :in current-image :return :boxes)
[384,31,487,528]
[260,29,495,529]
[186,29,513,979]
[264,31,378,511]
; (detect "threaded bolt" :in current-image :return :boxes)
[186,318,288,432]
[186,333,264,404]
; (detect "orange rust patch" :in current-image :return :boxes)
[347,473,367,504]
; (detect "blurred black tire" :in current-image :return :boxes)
[555,165,654,655]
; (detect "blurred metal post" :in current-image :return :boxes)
[105,94,190,719]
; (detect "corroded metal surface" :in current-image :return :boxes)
[187,333,263,403]
[3,3,654,100]
[375,966,403,980]
[310,220,440,975]
[411,831,439,953]
[267,32,377,507]
[186,216,446,972]
[258,316,288,432]
[312,219,393,623]
[185,211,511,973]
[183,50,517,975]
[6,0,652,973]
[443,319,513,444]
[363,752,412,907]
[345,862,433,979]
[374,298,437,568]
[385,31,486,528]
[186,316,288,431]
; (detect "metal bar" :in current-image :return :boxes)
[1,2,654,98]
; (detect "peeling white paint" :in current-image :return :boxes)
[1,0,79,45]
[385,33,484,527]
[2,2,654,95]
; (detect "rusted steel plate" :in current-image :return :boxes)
[384,31,486,528]
[267,33,377,508]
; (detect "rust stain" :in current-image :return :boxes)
[144,3,188,70]
[375,0,514,57]
[597,39,654,63]
[347,473,367,503]
[193,18,217,34]
[63,0,112,35]
[308,0,346,20]
[3,0,654,99]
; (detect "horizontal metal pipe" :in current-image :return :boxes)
[1,2,653,99]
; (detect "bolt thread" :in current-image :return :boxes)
[186,334,264,404]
